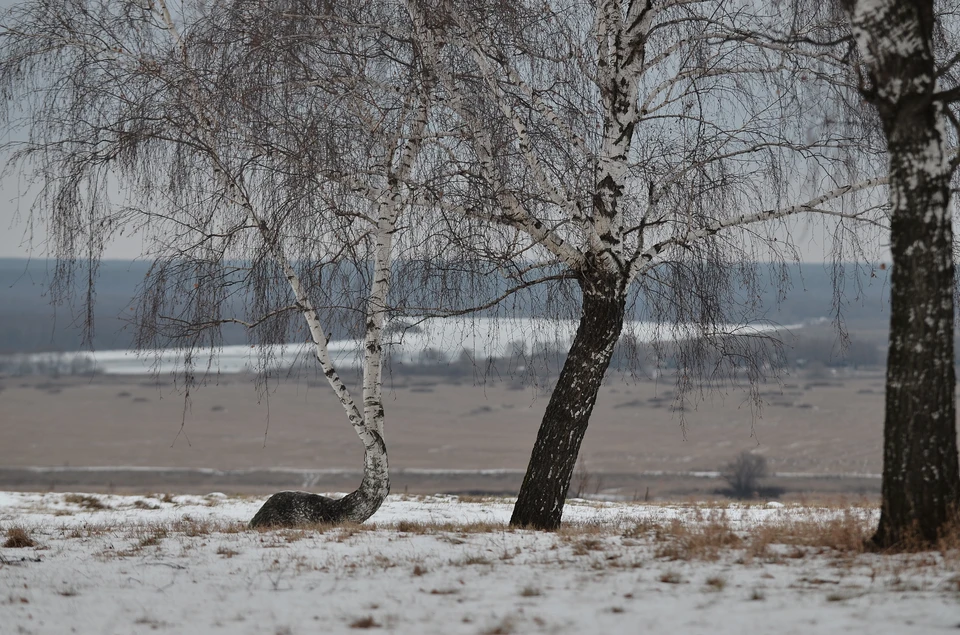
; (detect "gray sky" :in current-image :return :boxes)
[0,161,146,259]
[0,147,875,263]
[0,0,879,264]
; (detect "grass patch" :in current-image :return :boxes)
[349,616,381,629]
[654,519,742,561]
[704,575,727,591]
[659,570,683,584]
[217,546,240,558]
[3,526,36,549]
[64,494,108,510]
[457,554,493,566]
[393,520,506,535]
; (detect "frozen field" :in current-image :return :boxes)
[1,492,958,634]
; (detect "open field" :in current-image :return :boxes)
[0,368,897,497]
[2,492,959,635]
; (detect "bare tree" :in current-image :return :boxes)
[402,0,889,529]
[0,0,434,526]
[722,451,768,499]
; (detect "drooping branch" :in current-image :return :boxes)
[629,175,890,281]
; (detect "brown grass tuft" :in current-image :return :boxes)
[704,575,727,591]
[349,616,381,629]
[747,513,871,558]
[654,519,742,561]
[659,570,683,584]
[216,546,240,558]
[169,517,217,537]
[4,526,36,548]
[482,617,515,634]
[64,494,107,510]
[457,554,493,566]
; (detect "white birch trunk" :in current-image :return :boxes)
[154,2,393,525]
[844,0,960,547]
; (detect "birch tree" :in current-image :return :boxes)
[834,0,960,547]
[0,0,431,526]
[403,0,890,529]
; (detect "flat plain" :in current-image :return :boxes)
[0,367,893,497]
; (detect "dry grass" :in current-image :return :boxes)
[216,545,240,558]
[704,575,727,591]
[612,508,879,562]
[63,494,108,510]
[456,554,493,566]
[3,526,37,548]
[653,519,742,561]
[570,537,607,555]
[482,617,515,634]
[62,523,113,539]
[659,570,683,584]
[393,520,507,535]
[170,517,213,537]
[349,616,381,629]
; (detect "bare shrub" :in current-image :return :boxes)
[722,452,768,499]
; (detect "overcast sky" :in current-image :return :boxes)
[0,0,877,264]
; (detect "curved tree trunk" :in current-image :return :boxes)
[872,112,959,547]
[510,266,626,530]
[250,431,389,527]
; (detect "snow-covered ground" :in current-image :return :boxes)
[1,492,957,634]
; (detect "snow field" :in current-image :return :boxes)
[1,492,958,634]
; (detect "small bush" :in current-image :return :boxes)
[722,452,768,499]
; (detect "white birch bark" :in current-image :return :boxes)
[842,0,960,547]
[152,1,410,524]
[362,90,431,438]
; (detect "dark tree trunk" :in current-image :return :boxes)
[873,116,959,547]
[844,0,960,548]
[510,265,626,530]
